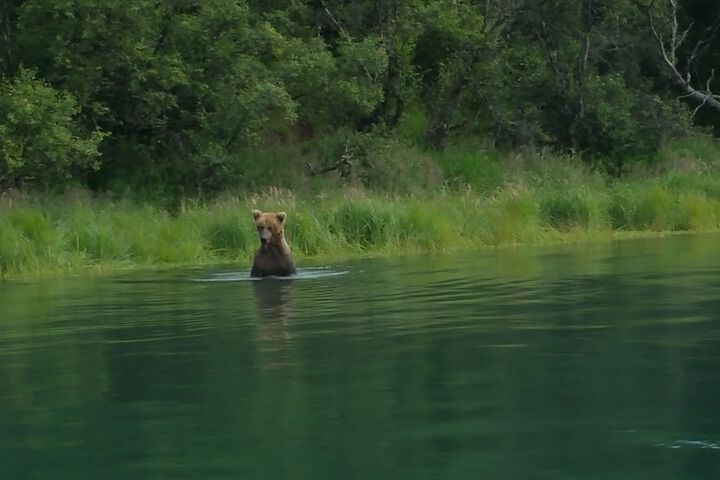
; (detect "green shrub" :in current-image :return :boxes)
[395,202,454,250]
[481,189,539,245]
[0,206,84,274]
[62,206,130,261]
[0,219,35,275]
[331,201,395,248]
[609,184,675,231]
[674,193,720,231]
[434,147,506,191]
[0,69,104,189]
[540,192,592,230]
[632,186,675,231]
[202,208,253,258]
[285,210,336,256]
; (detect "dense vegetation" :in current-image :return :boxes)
[1,0,720,197]
[3,145,720,277]
[2,1,720,276]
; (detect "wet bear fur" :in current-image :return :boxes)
[251,209,296,277]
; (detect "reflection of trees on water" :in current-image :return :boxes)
[2,240,720,477]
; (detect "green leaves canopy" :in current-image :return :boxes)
[0,0,717,192]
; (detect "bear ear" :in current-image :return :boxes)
[276,212,287,223]
[252,209,262,220]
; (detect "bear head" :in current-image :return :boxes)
[252,209,288,248]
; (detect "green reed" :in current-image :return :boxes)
[2,161,720,278]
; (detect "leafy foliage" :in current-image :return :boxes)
[0,0,718,195]
[0,69,104,189]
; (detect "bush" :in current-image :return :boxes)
[284,210,336,256]
[331,201,395,248]
[395,202,454,250]
[540,192,591,230]
[202,207,254,257]
[434,146,506,191]
[62,207,130,261]
[674,193,720,231]
[481,189,539,244]
[0,69,105,190]
[609,184,675,231]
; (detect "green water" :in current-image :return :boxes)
[2,235,720,479]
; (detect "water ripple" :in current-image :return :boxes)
[658,439,720,450]
[193,266,349,282]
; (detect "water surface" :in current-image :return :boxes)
[2,234,720,479]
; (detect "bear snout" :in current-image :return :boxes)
[259,228,272,243]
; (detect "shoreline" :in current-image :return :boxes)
[3,161,720,279]
[2,224,717,281]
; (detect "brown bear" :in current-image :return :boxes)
[250,209,297,277]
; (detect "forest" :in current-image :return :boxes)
[3,0,720,276]
[1,0,719,198]
[3,4,720,475]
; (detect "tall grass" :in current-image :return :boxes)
[431,146,507,192]
[2,146,720,278]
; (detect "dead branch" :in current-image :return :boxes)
[307,145,353,177]
[317,0,375,82]
[635,0,720,113]
[687,15,720,82]
[536,22,568,91]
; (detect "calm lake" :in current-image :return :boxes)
[2,234,720,479]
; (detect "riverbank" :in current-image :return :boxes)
[3,157,720,278]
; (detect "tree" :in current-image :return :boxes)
[14,0,297,195]
[488,0,693,171]
[0,0,714,193]
[0,69,105,190]
[0,0,20,77]
[635,0,720,115]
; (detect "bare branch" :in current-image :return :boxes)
[691,95,710,118]
[319,0,344,34]
[646,6,675,72]
[307,145,353,177]
[687,15,720,77]
[677,23,693,50]
[669,0,679,64]
[636,0,720,114]
[577,0,595,81]
[318,0,374,81]
[536,23,567,91]
[706,68,716,92]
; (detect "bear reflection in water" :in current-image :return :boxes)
[253,278,294,321]
[252,278,294,363]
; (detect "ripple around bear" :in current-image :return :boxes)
[250,209,297,277]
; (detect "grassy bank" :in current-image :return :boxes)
[3,149,720,278]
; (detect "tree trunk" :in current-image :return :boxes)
[0,0,14,76]
[425,75,465,150]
